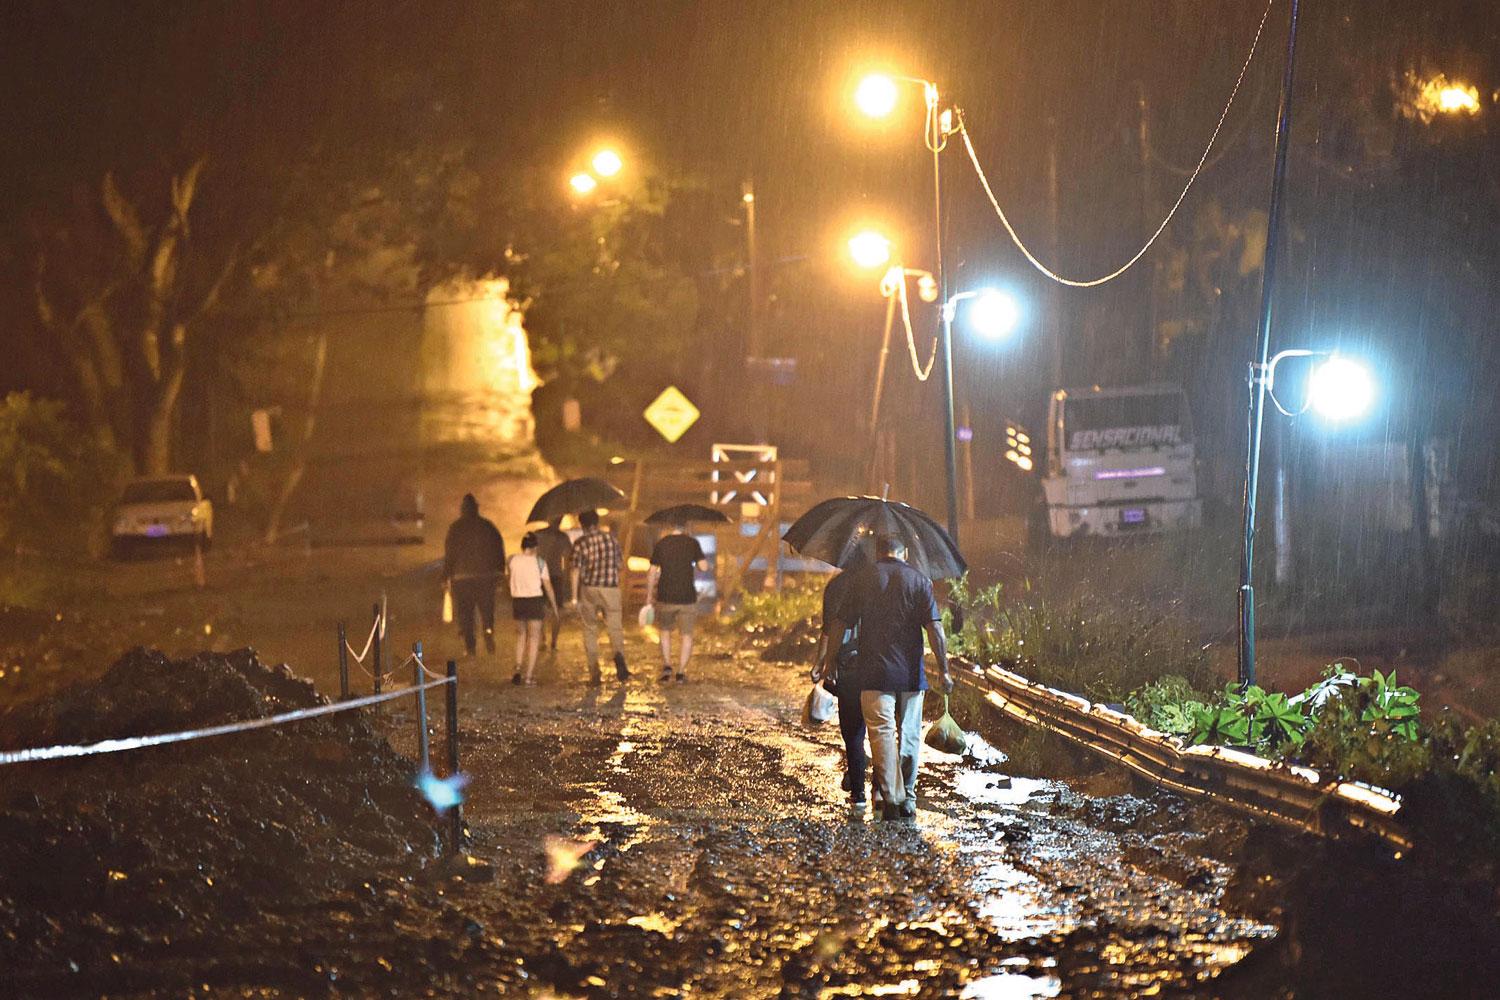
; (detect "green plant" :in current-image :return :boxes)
[728,582,823,633]
[1363,669,1422,741]
[947,575,1213,703]
[1125,675,1209,737]
[1191,704,1251,746]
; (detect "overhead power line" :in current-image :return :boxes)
[958,0,1276,288]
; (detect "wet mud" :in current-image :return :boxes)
[3,629,1497,997]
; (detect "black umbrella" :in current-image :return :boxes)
[526,478,627,524]
[645,503,730,526]
[781,496,966,581]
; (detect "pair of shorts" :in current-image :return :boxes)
[511,595,547,621]
[654,602,697,634]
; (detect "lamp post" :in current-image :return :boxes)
[1240,347,1374,686]
[939,289,1021,541]
[1239,0,1301,688]
[854,72,960,539]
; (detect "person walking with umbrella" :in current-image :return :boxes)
[443,493,506,660]
[823,534,953,822]
[647,518,710,683]
[535,517,574,651]
[569,509,629,684]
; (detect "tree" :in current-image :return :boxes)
[33,161,237,474]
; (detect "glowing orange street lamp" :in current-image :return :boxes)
[569,172,599,196]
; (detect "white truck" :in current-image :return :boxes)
[1040,383,1201,539]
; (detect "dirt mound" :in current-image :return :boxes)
[0,647,441,997]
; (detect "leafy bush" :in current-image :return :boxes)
[946,575,1214,703]
[0,392,126,556]
[728,581,823,633]
[1125,675,1208,737]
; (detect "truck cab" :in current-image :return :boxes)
[1041,383,1201,538]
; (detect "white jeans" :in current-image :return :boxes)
[861,690,925,809]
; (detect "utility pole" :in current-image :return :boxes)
[1046,115,1064,390]
[1137,81,1158,374]
[1238,0,1301,689]
[742,179,761,362]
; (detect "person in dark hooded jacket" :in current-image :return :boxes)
[443,493,506,657]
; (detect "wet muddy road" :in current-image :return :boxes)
[377,636,1272,998]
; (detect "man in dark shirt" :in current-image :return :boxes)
[442,493,506,657]
[535,518,574,651]
[825,535,952,822]
[648,523,709,682]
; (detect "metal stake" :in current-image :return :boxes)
[412,642,430,774]
[445,658,462,854]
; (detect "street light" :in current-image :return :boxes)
[854,73,900,119]
[1307,355,1375,421]
[1238,347,1374,685]
[569,171,599,196]
[966,290,1021,342]
[847,229,893,270]
[592,148,624,177]
[850,69,960,539]
[932,287,1024,534]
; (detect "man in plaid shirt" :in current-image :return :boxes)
[568,509,629,683]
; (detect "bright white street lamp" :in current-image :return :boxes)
[967,290,1021,342]
[1307,355,1375,421]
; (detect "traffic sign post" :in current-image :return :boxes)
[643,386,701,443]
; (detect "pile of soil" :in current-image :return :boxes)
[0,647,441,996]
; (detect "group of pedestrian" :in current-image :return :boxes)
[442,493,709,686]
[816,535,953,823]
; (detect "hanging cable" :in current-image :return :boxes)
[958,0,1275,288]
[894,277,938,381]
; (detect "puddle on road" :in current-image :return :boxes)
[928,732,1274,993]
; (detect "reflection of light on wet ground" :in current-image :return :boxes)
[933,758,1070,944]
[626,912,681,936]
[820,981,921,998]
[959,972,1062,999]
[577,689,662,854]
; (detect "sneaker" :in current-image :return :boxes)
[659,664,674,683]
[613,652,630,680]
[840,773,854,794]
[511,672,522,686]
[524,677,537,686]
[675,672,686,684]
[899,799,917,820]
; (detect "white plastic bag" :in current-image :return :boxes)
[638,604,655,628]
[802,681,837,726]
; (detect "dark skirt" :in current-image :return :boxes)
[511,595,547,621]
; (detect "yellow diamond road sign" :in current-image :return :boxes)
[644,385,700,443]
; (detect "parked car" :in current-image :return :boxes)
[111,475,214,557]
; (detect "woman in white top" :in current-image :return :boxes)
[508,532,559,685]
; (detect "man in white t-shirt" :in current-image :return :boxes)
[508,532,559,685]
